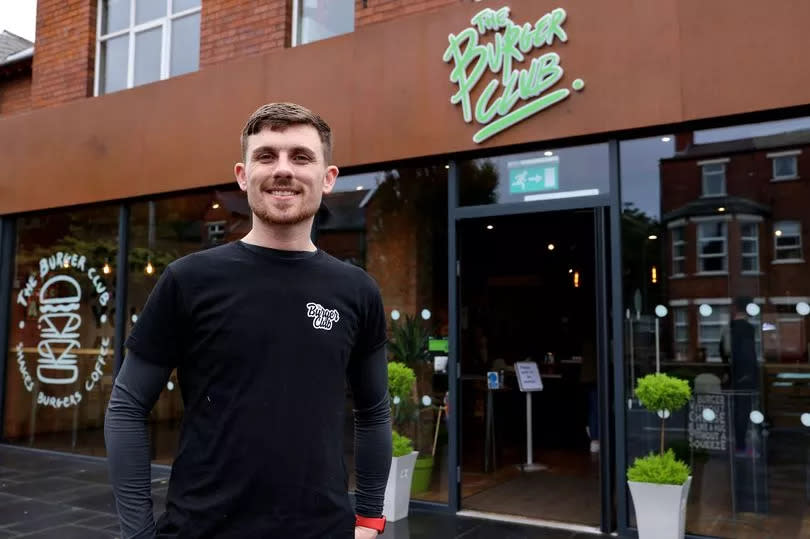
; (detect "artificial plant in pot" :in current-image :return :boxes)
[388,314,438,494]
[383,362,419,522]
[627,373,693,539]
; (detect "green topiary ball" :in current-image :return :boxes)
[392,430,414,457]
[388,361,416,404]
[635,373,691,414]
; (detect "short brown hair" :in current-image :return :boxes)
[240,102,333,163]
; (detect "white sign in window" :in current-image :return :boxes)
[515,362,543,392]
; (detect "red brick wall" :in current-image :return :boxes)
[355,0,458,27]
[30,0,96,110]
[200,0,290,67]
[0,70,33,115]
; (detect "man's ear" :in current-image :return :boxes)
[235,162,248,192]
[322,165,339,194]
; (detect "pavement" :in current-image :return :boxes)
[0,444,606,538]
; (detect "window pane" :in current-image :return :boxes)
[701,239,725,256]
[100,35,129,94]
[776,236,800,248]
[699,222,725,238]
[776,221,800,235]
[102,0,131,34]
[703,175,724,195]
[741,223,757,237]
[172,0,200,13]
[170,13,200,76]
[776,247,802,260]
[742,239,757,254]
[700,256,725,272]
[134,27,163,86]
[773,156,797,177]
[673,259,685,274]
[703,163,724,174]
[299,0,354,45]
[742,256,757,272]
[135,0,167,25]
[4,206,118,456]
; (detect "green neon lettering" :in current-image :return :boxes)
[473,89,570,143]
[444,7,577,143]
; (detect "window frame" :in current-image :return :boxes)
[695,218,728,274]
[94,0,202,96]
[698,158,728,197]
[673,306,689,360]
[768,150,801,181]
[697,303,730,362]
[773,220,804,263]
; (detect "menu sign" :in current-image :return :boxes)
[688,394,727,452]
[515,361,543,392]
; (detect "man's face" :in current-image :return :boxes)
[235,124,338,226]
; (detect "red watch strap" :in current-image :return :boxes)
[355,514,386,533]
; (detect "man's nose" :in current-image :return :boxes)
[273,153,294,179]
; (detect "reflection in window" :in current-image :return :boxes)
[741,221,759,272]
[3,206,118,456]
[322,165,449,503]
[127,189,249,463]
[770,152,799,180]
[700,162,726,196]
[671,225,686,275]
[673,307,689,360]
[697,221,727,272]
[698,305,729,361]
[294,0,354,46]
[774,220,803,261]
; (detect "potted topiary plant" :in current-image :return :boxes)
[383,362,419,522]
[627,373,693,539]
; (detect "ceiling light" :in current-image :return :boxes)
[145,260,154,275]
[661,136,672,142]
[355,185,364,191]
[648,234,658,240]
[568,268,573,274]
[775,230,783,237]
[102,261,112,275]
[486,225,494,230]
[544,151,553,157]
[445,165,450,169]
[212,202,220,209]
[718,207,726,212]
[547,243,555,251]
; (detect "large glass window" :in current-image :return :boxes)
[3,206,119,455]
[458,143,610,206]
[97,0,201,95]
[774,220,803,261]
[697,220,727,273]
[621,116,810,537]
[293,0,354,46]
[323,164,449,503]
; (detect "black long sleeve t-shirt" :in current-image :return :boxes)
[104,242,392,539]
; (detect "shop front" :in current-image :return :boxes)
[1,1,810,537]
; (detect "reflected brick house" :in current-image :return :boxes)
[661,131,810,363]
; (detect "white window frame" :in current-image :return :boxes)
[698,158,729,197]
[671,225,686,276]
[773,220,804,263]
[291,0,355,47]
[767,149,801,182]
[696,219,728,274]
[94,0,202,96]
[673,307,689,360]
[740,221,759,274]
[697,303,729,362]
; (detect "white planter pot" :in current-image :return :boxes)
[382,451,418,522]
[628,476,692,539]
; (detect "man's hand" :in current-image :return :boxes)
[355,525,379,538]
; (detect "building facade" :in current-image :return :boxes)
[1,1,810,538]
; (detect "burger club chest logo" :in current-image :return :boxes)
[15,251,112,409]
[443,6,585,143]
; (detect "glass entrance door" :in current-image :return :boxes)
[456,209,606,527]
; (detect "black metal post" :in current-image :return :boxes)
[113,204,130,379]
[0,218,17,437]
[447,161,460,512]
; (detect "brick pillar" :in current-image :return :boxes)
[200,0,290,68]
[30,0,97,110]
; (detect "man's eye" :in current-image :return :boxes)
[293,154,312,162]
[257,154,273,161]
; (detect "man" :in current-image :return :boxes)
[105,103,392,538]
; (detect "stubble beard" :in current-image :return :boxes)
[248,187,319,227]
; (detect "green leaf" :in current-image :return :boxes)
[627,450,690,485]
[392,430,414,457]
[635,373,691,414]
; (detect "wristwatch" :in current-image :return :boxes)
[355,514,386,533]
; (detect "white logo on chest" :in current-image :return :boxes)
[306,302,340,331]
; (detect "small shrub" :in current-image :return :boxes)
[388,362,416,404]
[392,430,414,457]
[628,450,690,485]
[635,373,691,414]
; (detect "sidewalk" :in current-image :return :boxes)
[0,444,603,538]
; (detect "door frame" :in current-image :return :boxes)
[446,159,619,534]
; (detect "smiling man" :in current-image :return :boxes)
[105,103,392,539]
